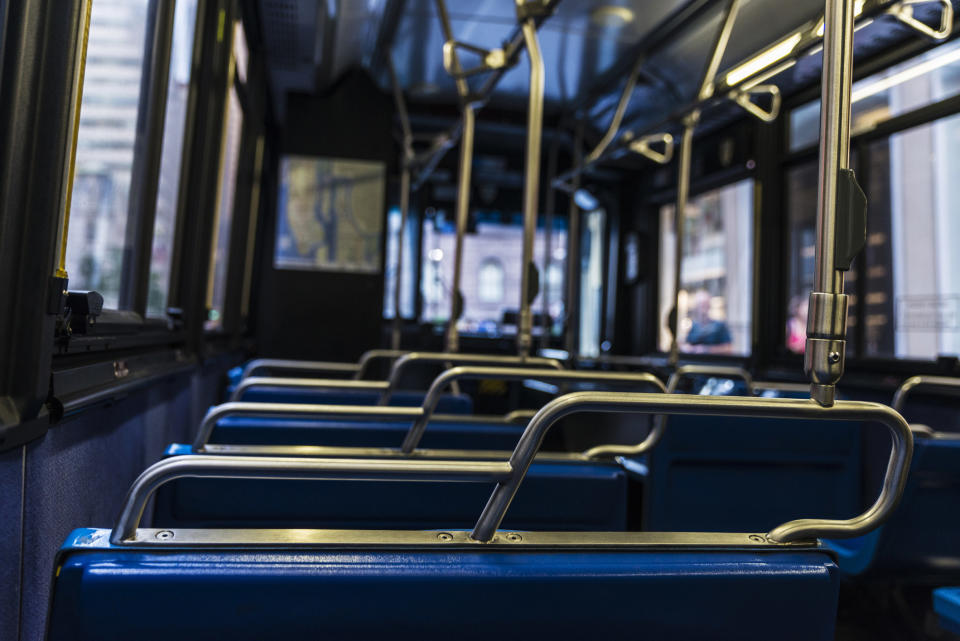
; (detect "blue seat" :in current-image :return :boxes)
[209,415,524,450]
[48,531,840,640]
[934,587,960,636]
[643,414,862,532]
[226,386,474,414]
[825,436,960,581]
[154,444,628,531]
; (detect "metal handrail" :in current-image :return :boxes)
[379,352,564,404]
[111,455,512,544]
[193,402,423,452]
[230,377,388,402]
[666,365,755,394]
[892,375,960,413]
[240,359,361,381]
[401,367,666,452]
[355,349,408,379]
[470,391,913,543]
[887,0,953,40]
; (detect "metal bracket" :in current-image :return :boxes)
[728,84,782,123]
[624,132,675,165]
[834,168,867,271]
[887,0,953,40]
[515,0,553,22]
[442,40,510,79]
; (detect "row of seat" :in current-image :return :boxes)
[47,353,955,639]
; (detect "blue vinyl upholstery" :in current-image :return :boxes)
[48,531,841,641]
[643,414,862,533]
[227,386,473,414]
[934,587,960,636]
[209,416,524,450]
[825,437,960,580]
[155,445,628,531]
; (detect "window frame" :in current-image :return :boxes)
[774,32,960,374]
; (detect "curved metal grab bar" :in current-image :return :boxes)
[194,402,423,451]
[240,359,361,381]
[379,352,564,404]
[112,455,513,544]
[470,392,912,543]
[627,132,675,164]
[729,84,781,122]
[354,349,409,380]
[666,365,755,394]
[402,367,666,453]
[887,0,953,40]
[230,377,388,402]
[892,375,960,413]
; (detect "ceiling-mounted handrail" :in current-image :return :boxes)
[887,0,953,40]
[553,0,947,191]
[408,0,562,190]
[729,84,782,122]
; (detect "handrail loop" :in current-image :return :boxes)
[401,366,666,453]
[887,0,953,39]
[470,392,913,544]
[729,84,782,122]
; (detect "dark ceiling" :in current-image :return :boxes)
[254,0,959,139]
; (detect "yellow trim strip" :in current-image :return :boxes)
[57,0,94,279]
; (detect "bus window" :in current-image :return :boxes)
[864,112,960,360]
[658,179,754,356]
[146,0,197,317]
[63,0,150,309]
[205,22,245,331]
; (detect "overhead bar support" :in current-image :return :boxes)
[806,0,864,406]
[518,7,547,357]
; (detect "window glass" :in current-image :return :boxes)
[790,38,960,151]
[658,179,754,355]
[420,211,568,337]
[64,0,150,308]
[146,0,197,317]
[579,209,605,357]
[784,161,857,355]
[862,112,960,359]
[205,79,243,330]
[383,206,416,319]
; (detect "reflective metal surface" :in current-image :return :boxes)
[230,377,388,402]
[471,391,912,543]
[113,455,513,544]
[892,375,960,413]
[403,366,666,452]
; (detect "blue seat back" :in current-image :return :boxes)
[226,386,473,414]
[48,533,840,641]
[154,445,628,532]
[934,587,960,635]
[827,437,960,580]
[644,414,862,532]
[210,416,524,450]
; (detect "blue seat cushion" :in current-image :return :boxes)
[210,416,524,451]
[934,587,960,636]
[154,449,627,532]
[228,387,473,414]
[48,535,840,641]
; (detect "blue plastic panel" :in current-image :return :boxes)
[826,438,960,580]
[934,587,960,636]
[644,415,862,532]
[48,534,840,641]
[153,451,628,532]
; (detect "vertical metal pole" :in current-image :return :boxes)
[668,0,741,365]
[435,0,474,354]
[445,105,474,353]
[518,16,544,357]
[388,61,413,351]
[806,0,856,406]
[540,139,559,349]
[565,123,583,358]
[669,121,695,365]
